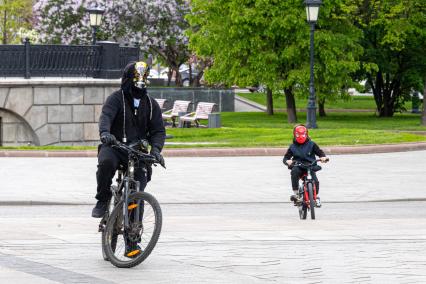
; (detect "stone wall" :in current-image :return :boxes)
[0,78,234,146]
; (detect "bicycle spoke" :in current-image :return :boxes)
[104,192,162,267]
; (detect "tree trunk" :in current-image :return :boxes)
[188,63,193,86]
[422,77,426,126]
[284,88,297,123]
[2,9,7,44]
[166,69,173,86]
[192,70,203,87]
[174,67,182,87]
[372,71,398,117]
[318,98,326,117]
[265,87,274,115]
[380,88,395,117]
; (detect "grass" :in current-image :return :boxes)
[237,92,417,110]
[1,112,425,150]
[165,112,426,147]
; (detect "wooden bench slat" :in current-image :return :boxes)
[178,102,217,127]
[162,100,192,127]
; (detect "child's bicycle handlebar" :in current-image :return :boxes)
[292,158,329,169]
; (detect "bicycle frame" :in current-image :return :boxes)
[98,140,158,232]
[122,159,143,230]
[292,158,326,219]
[301,168,317,209]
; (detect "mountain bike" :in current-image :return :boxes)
[98,140,164,268]
[293,158,328,220]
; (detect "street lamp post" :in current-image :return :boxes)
[305,0,322,129]
[87,7,105,45]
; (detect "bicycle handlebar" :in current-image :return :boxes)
[292,158,329,168]
[112,141,160,165]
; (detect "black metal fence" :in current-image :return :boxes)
[0,39,140,79]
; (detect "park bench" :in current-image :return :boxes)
[162,100,192,127]
[179,102,217,128]
[154,98,168,111]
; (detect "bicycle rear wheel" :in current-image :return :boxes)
[307,183,315,220]
[103,191,162,268]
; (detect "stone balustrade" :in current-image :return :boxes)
[0,78,234,146]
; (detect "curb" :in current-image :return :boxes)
[0,142,426,157]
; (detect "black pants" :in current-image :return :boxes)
[96,145,147,202]
[290,166,320,193]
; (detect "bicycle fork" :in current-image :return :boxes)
[304,169,317,208]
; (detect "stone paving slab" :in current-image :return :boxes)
[0,203,425,283]
[0,151,425,205]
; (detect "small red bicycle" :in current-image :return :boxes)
[293,158,329,220]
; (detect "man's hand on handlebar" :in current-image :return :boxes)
[319,157,329,163]
[285,160,293,167]
[150,147,165,168]
[100,132,117,145]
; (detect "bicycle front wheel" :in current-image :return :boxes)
[307,183,315,220]
[101,192,118,261]
[103,191,162,268]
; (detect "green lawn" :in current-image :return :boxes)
[238,92,417,110]
[1,112,425,150]
[165,112,426,147]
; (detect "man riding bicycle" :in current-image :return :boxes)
[92,61,166,218]
[283,124,328,207]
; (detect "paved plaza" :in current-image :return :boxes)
[0,151,426,283]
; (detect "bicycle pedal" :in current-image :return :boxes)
[126,249,141,258]
[128,204,138,210]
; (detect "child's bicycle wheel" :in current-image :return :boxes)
[307,183,316,220]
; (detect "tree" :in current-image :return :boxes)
[188,0,361,122]
[422,77,426,126]
[33,0,191,86]
[354,0,426,117]
[188,54,212,87]
[33,0,92,44]
[0,0,32,44]
[187,0,303,118]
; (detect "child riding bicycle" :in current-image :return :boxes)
[283,124,329,207]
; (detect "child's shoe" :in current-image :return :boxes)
[315,196,321,208]
[290,194,301,205]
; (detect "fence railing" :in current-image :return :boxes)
[0,39,140,79]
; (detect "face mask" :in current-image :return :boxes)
[133,61,150,90]
[294,125,308,144]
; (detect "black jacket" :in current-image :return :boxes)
[283,138,325,165]
[98,63,165,151]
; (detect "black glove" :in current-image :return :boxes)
[100,133,117,145]
[150,147,165,168]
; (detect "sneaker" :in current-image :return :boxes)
[315,197,322,208]
[125,241,142,258]
[91,201,108,218]
[290,195,301,204]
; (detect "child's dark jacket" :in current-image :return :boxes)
[283,138,326,165]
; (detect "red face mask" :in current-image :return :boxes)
[294,125,308,144]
